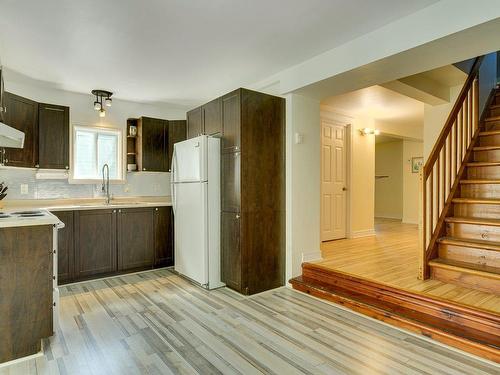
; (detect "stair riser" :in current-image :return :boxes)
[467,166,500,179]
[460,184,500,199]
[479,134,500,146]
[490,106,500,117]
[487,123,500,131]
[454,203,500,219]
[446,222,500,242]
[438,244,500,268]
[474,149,500,162]
[430,266,500,294]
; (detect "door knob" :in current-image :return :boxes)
[342,187,347,191]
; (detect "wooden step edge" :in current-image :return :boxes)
[490,103,500,109]
[452,198,500,204]
[428,259,500,280]
[485,115,500,122]
[473,145,500,151]
[290,274,500,363]
[479,130,500,136]
[460,179,500,184]
[466,161,500,167]
[445,216,500,227]
[438,237,500,252]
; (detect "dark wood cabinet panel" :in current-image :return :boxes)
[222,152,241,212]
[74,209,117,279]
[0,68,5,123]
[3,92,38,168]
[203,98,222,136]
[221,211,242,292]
[0,225,53,362]
[38,103,69,169]
[154,207,174,267]
[222,90,241,153]
[168,120,187,172]
[118,208,154,271]
[137,117,168,172]
[54,211,74,284]
[187,107,203,139]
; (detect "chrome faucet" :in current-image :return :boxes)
[102,163,111,204]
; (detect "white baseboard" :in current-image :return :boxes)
[302,251,323,263]
[402,219,419,225]
[375,214,402,220]
[349,229,376,238]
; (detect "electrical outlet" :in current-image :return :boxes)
[20,184,29,195]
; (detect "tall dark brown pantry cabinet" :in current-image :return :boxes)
[219,88,285,295]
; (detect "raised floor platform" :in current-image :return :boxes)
[290,219,500,362]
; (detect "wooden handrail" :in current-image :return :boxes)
[420,56,483,279]
[424,56,483,176]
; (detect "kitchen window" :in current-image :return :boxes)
[72,126,123,182]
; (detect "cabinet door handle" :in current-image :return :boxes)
[235,214,240,219]
[35,164,40,168]
[155,208,159,211]
[143,168,147,171]
[113,210,116,213]
[118,209,122,213]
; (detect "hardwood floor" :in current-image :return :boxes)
[318,218,500,314]
[1,269,498,374]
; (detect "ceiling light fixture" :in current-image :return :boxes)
[92,89,113,117]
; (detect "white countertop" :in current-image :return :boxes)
[0,209,62,228]
[0,196,172,212]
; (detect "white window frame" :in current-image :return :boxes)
[69,125,125,184]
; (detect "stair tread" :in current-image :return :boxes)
[438,236,500,251]
[466,161,500,167]
[452,198,500,204]
[429,258,500,279]
[473,145,500,151]
[485,115,500,122]
[479,130,500,136]
[445,216,500,226]
[490,103,500,109]
[460,179,500,184]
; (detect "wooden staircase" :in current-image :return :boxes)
[427,88,500,294]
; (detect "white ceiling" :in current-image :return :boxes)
[321,85,424,125]
[0,0,438,106]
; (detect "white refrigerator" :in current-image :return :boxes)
[171,135,224,289]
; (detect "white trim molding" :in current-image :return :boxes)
[301,251,323,263]
[349,229,376,239]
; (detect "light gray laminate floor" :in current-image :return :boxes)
[1,269,499,375]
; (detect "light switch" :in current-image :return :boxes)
[20,184,29,195]
[295,133,304,144]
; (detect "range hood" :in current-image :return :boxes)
[0,122,24,148]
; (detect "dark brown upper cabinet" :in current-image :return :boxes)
[221,90,241,153]
[154,206,174,267]
[38,103,69,169]
[203,97,222,136]
[137,117,168,172]
[187,106,203,139]
[0,67,5,123]
[168,120,187,172]
[117,208,154,271]
[3,92,38,168]
[74,209,117,280]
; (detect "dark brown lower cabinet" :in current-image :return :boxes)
[74,209,117,280]
[54,206,173,284]
[0,225,53,363]
[154,207,174,267]
[221,211,242,292]
[118,208,154,271]
[55,211,74,284]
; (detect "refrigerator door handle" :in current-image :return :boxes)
[171,148,177,215]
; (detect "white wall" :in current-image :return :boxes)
[375,141,403,220]
[1,72,188,200]
[423,84,463,160]
[403,140,423,224]
[286,93,321,279]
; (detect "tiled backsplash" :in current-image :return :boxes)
[0,168,170,200]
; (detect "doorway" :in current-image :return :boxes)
[320,119,347,242]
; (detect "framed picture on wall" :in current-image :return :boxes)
[411,157,423,173]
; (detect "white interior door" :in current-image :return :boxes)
[321,120,347,241]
